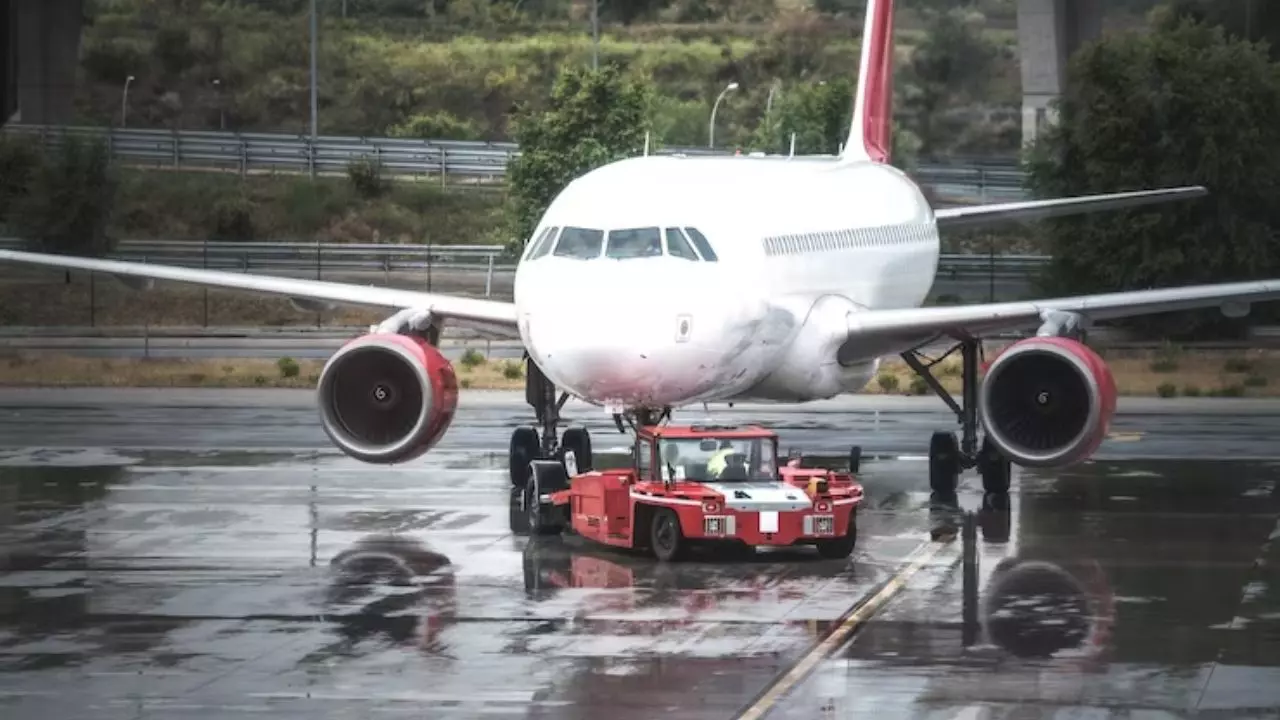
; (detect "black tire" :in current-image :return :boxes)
[561,426,593,474]
[650,507,688,562]
[508,487,529,535]
[525,460,569,535]
[817,512,858,559]
[510,426,540,488]
[849,445,862,474]
[929,430,961,497]
[977,436,1012,495]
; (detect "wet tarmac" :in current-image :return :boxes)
[1,390,1280,718]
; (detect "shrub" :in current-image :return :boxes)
[1224,357,1254,373]
[347,156,385,199]
[909,375,929,395]
[876,373,900,392]
[503,360,524,379]
[277,357,300,378]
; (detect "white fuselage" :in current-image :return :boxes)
[512,153,941,410]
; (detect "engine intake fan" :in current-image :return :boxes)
[977,336,1116,468]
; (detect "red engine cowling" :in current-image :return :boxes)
[316,333,459,464]
[977,336,1117,468]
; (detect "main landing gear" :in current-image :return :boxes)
[508,357,594,490]
[900,337,1011,500]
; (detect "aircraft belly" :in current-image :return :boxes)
[702,482,813,513]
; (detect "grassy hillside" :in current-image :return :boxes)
[76,0,1024,156]
[109,168,505,245]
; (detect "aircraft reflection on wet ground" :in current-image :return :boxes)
[767,457,1280,718]
[2,436,1280,716]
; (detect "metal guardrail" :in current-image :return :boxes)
[0,124,1029,201]
[0,237,1050,278]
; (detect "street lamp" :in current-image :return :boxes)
[121,75,135,127]
[212,78,225,131]
[708,81,738,149]
[591,0,599,70]
[765,80,781,120]
[309,0,318,178]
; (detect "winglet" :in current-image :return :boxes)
[842,0,896,164]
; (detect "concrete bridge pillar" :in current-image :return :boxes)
[1017,0,1102,146]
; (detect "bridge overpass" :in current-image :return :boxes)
[0,0,1103,145]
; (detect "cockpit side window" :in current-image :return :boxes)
[682,227,719,262]
[521,228,548,261]
[665,228,699,261]
[526,226,559,261]
[606,227,663,259]
[553,227,605,259]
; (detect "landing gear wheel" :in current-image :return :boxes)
[977,436,1012,495]
[650,507,688,562]
[849,445,862,474]
[524,461,568,536]
[817,513,858,559]
[929,431,961,498]
[560,426,593,474]
[509,427,540,488]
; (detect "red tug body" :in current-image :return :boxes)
[522,424,864,562]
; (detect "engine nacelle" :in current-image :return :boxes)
[978,336,1116,468]
[317,333,459,464]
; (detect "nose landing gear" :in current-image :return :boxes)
[508,356,594,489]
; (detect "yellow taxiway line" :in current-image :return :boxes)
[736,537,956,720]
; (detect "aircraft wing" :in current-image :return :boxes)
[848,279,1280,341]
[933,186,1208,230]
[0,248,521,339]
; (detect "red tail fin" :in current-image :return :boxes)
[843,0,895,163]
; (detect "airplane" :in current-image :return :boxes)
[3,0,1279,501]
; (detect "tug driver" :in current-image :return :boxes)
[707,439,749,480]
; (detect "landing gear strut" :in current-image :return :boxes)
[508,356,593,488]
[901,337,1011,499]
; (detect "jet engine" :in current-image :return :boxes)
[317,333,459,464]
[977,336,1116,468]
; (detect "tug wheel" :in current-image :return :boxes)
[816,513,858,560]
[650,508,688,562]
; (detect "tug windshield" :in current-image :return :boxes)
[658,436,778,483]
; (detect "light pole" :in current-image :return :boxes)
[708,81,738,149]
[591,0,599,70]
[121,75,135,127]
[212,78,225,131]
[765,80,780,120]
[309,0,318,178]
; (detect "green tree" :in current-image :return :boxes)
[750,77,919,170]
[14,136,120,257]
[504,64,654,254]
[899,7,1005,158]
[1023,18,1280,339]
[1156,0,1280,60]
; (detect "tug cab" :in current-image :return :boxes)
[522,424,864,562]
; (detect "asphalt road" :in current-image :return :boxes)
[2,390,1280,719]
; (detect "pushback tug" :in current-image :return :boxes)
[521,423,864,561]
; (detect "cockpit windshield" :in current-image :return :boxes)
[527,225,718,262]
[657,436,778,483]
[606,227,663,259]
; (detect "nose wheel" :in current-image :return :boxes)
[509,356,594,488]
